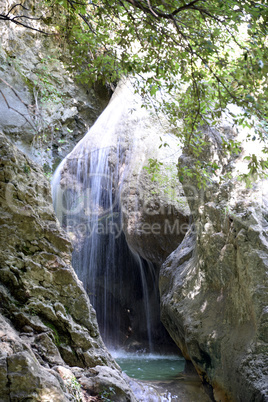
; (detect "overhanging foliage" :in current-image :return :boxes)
[1,0,268,184]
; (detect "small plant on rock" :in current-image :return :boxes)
[99,386,116,401]
[65,376,83,401]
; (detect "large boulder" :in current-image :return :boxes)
[160,123,268,401]
[0,132,137,401]
[120,128,190,267]
[0,314,70,401]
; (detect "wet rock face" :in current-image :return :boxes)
[160,130,268,401]
[0,132,137,401]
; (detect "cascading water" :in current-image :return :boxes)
[52,80,161,350]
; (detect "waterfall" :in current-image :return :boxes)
[51,80,161,351]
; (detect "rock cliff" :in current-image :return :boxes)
[0,0,110,172]
[0,132,137,401]
[160,124,268,401]
[120,126,190,267]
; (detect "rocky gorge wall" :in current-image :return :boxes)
[159,127,268,401]
[0,132,141,401]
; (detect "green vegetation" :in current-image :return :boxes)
[65,376,83,401]
[143,157,163,183]
[45,0,267,185]
[23,163,31,175]
[144,159,184,201]
[43,320,61,346]
[1,0,268,184]
[99,386,116,401]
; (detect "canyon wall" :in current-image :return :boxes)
[159,126,268,401]
[0,2,136,399]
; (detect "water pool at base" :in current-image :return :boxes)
[112,352,185,381]
[111,351,211,401]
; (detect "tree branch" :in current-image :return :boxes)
[125,0,204,19]
[5,3,27,17]
[170,0,204,17]
[0,77,29,109]
[0,87,36,131]
[65,0,96,34]
[0,3,50,34]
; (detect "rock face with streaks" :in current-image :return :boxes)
[160,124,268,401]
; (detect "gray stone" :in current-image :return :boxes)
[160,124,268,401]
[0,315,68,401]
[0,132,132,400]
[79,365,137,401]
[0,356,9,401]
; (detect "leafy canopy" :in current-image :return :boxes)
[39,1,268,182]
